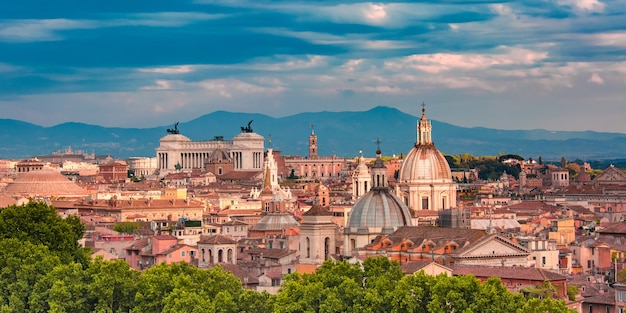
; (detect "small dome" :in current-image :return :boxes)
[209,149,232,163]
[398,144,452,182]
[251,213,300,231]
[347,188,412,231]
[2,170,86,197]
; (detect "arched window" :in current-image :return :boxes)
[306,237,310,258]
[209,249,214,264]
[218,249,224,263]
[201,248,206,262]
[227,249,233,263]
[324,237,330,260]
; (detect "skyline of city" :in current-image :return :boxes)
[2,1,626,133]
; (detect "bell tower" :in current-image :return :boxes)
[309,125,318,159]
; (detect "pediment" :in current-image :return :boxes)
[594,166,626,183]
[456,235,529,258]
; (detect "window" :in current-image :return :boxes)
[542,256,546,265]
[181,251,186,257]
[168,253,172,258]
[617,290,626,302]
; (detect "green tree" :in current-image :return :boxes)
[519,297,574,313]
[29,263,90,313]
[0,239,62,312]
[132,263,243,313]
[567,285,579,301]
[87,258,140,313]
[112,222,141,235]
[390,271,436,313]
[561,156,567,168]
[0,202,89,264]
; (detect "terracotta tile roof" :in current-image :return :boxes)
[582,290,615,306]
[125,238,149,250]
[450,265,567,281]
[302,202,332,216]
[198,234,237,245]
[401,260,437,274]
[500,201,560,213]
[217,208,262,216]
[217,171,262,180]
[220,220,249,226]
[378,226,487,249]
[157,244,195,256]
[598,222,626,235]
[266,271,283,279]
[0,195,17,207]
[205,263,259,285]
[245,248,296,259]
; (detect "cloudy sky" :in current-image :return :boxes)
[1,0,625,132]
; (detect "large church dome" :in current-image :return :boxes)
[398,145,451,182]
[344,148,412,256]
[347,188,412,232]
[395,104,457,212]
[2,170,86,197]
[398,105,452,183]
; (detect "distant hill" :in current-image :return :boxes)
[2,106,626,161]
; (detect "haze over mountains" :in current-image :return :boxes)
[2,106,626,161]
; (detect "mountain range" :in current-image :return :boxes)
[2,106,626,161]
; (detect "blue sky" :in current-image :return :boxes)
[1,0,626,132]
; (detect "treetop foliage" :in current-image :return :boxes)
[0,203,575,312]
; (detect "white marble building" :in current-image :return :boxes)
[155,129,264,177]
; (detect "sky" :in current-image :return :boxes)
[1,0,626,132]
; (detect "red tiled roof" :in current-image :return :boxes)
[401,260,437,274]
[198,234,237,245]
[205,264,259,285]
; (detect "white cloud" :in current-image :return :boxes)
[0,19,96,42]
[557,0,605,14]
[196,78,285,98]
[588,73,604,84]
[0,63,21,72]
[489,4,514,16]
[141,80,182,90]
[111,12,224,27]
[138,65,200,74]
[588,32,626,47]
[385,47,549,74]
[0,12,224,42]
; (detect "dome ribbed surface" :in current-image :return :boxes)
[2,170,86,196]
[251,213,300,231]
[398,144,452,182]
[209,149,232,163]
[348,188,412,228]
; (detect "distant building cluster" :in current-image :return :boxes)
[3,104,626,311]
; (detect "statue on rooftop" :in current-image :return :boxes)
[240,120,254,133]
[166,122,180,134]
